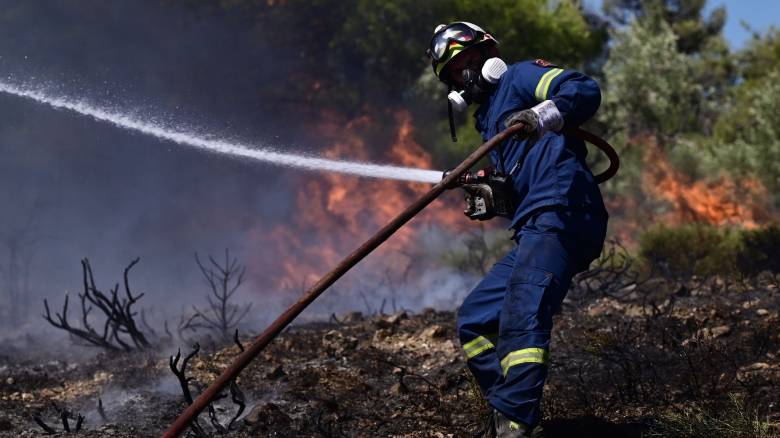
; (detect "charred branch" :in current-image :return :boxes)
[568,239,651,303]
[42,258,152,352]
[169,341,247,435]
[234,329,245,352]
[189,249,251,342]
[97,397,108,422]
[32,415,56,435]
[169,344,207,437]
[227,380,246,430]
[32,404,84,434]
[60,408,70,432]
[207,404,227,434]
[169,344,201,405]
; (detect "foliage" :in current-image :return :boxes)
[597,3,744,229]
[602,19,701,142]
[708,31,780,202]
[649,394,773,438]
[737,224,780,276]
[639,224,740,279]
[638,223,780,279]
[598,18,699,219]
[442,0,606,68]
[738,27,780,81]
[602,0,726,55]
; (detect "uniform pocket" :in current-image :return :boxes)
[504,266,559,333]
[508,265,553,287]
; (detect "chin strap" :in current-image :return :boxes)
[447,85,457,142]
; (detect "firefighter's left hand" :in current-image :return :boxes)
[503,109,539,140]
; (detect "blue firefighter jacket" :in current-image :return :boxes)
[473,60,607,231]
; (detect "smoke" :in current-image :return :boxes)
[0,1,481,353]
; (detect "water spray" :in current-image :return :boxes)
[0,81,444,184]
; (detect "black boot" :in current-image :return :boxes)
[493,410,544,438]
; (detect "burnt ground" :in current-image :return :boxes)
[1,272,779,437]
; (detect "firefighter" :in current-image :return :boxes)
[427,22,609,437]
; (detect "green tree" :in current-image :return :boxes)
[444,0,606,67]
[708,30,780,203]
[602,19,700,142]
[597,8,734,231]
[602,0,725,54]
[602,0,734,136]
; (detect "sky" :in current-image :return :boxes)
[587,0,780,48]
[708,0,780,47]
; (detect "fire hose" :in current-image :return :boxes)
[161,125,618,437]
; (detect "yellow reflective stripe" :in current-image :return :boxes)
[463,335,495,359]
[534,68,564,101]
[466,342,494,359]
[500,348,548,375]
[435,44,465,75]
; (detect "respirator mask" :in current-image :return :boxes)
[447,57,508,112]
[427,22,501,141]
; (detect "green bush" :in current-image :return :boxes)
[737,224,780,276]
[639,224,780,279]
[638,224,740,279]
[649,394,773,438]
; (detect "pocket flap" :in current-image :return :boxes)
[509,266,554,286]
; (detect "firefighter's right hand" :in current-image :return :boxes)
[503,109,539,140]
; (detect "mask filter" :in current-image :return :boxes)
[481,57,507,84]
[447,89,468,112]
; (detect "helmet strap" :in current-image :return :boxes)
[447,84,457,142]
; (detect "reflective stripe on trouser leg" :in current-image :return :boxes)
[500,347,548,375]
[457,249,517,395]
[489,229,575,428]
[463,334,497,359]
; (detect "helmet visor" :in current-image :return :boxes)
[429,23,480,62]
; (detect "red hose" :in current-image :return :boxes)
[574,128,620,184]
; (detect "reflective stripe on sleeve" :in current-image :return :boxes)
[534,68,564,101]
[500,347,549,375]
[462,335,496,359]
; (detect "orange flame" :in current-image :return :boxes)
[643,143,769,228]
[249,110,465,291]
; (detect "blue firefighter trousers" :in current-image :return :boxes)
[457,206,607,427]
